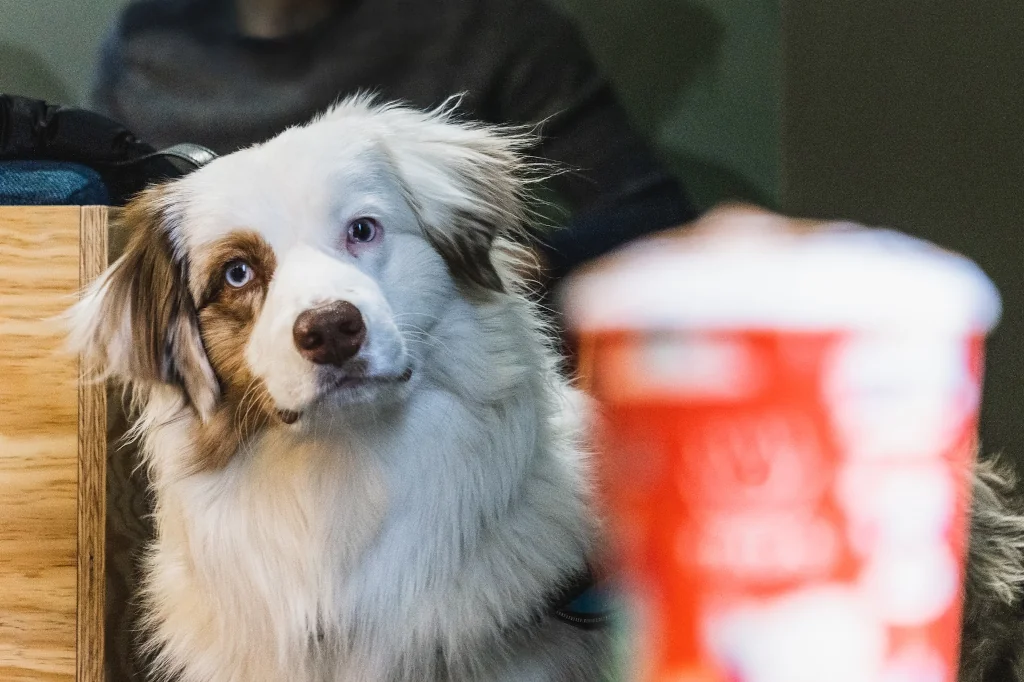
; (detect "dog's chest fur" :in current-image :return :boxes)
[142,422,382,679]
[140,368,600,682]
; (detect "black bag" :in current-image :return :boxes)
[0,93,216,204]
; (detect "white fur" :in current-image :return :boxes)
[69,98,608,681]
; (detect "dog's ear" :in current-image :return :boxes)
[383,105,532,292]
[68,187,219,419]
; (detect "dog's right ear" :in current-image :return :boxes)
[67,187,220,419]
[370,100,534,293]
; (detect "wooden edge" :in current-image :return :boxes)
[78,206,108,682]
[107,207,127,261]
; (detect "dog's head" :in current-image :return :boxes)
[69,97,532,469]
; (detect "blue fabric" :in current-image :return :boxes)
[0,160,109,205]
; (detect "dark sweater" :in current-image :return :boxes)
[92,0,697,277]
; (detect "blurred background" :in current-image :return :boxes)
[3,0,1021,464]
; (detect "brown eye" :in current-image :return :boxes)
[225,260,254,288]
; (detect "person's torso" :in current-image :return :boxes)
[108,0,512,152]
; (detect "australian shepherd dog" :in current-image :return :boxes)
[69,97,609,682]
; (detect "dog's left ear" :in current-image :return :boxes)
[386,109,531,292]
[67,186,220,419]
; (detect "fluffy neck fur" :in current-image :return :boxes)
[132,261,595,682]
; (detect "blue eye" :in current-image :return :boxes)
[225,260,253,288]
[347,218,379,243]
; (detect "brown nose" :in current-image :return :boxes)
[292,301,366,366]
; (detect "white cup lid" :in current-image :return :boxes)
[559,208,1001,334]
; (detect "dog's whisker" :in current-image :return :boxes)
[398,324,456,358]
[235,377,264,440]
[392,312,440,322]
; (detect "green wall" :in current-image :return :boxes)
[1,0,781,211]
[782,0,1024,461]
[556,0,781,209]
[0,0,126,105]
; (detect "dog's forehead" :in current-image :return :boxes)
[169,129,398,257]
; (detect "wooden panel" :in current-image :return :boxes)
[0,206,99,681]
[77,207,107,682]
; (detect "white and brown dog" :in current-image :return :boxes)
[69,98,609,682]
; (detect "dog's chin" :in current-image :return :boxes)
[276,366,415,425]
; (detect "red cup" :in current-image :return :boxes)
[561,208,1001,682]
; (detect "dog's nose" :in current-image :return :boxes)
[292,301,366,366]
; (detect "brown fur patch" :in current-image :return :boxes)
[97,187,220,417]
[191,231,278,471]
[424,210,505,292]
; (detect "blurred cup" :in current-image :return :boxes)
[559,205,1001,682]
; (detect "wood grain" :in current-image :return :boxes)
[0,207,80,681]
[77,207,107,682]
[0,206,108,681]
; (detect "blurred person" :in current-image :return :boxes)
[92,0,698,282]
